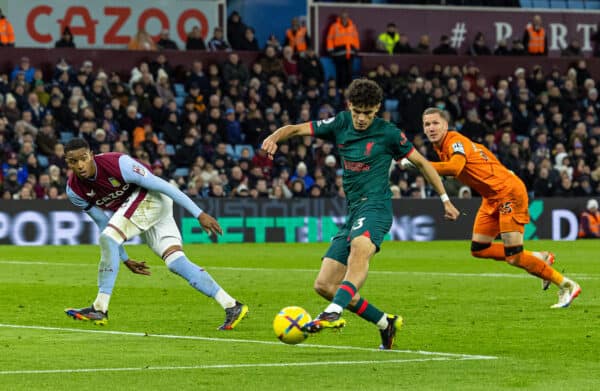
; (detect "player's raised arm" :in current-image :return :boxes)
[261,122,313,159]
[403,149,460,221]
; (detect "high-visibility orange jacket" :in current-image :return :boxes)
[579,211,600,238]
[526,25,545,54]
[326,17,359,59]
[0,18,15,46]
[286,26,308,53]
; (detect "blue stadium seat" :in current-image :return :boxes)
[530,0,550,7]
[60,131,74,144]
[352,57,361,79]
[37,154,49,168]
[384,99,400,123]
[173,167,189,178]
[320,57,336,82]
[165,144,176,156]
[567,1,584,8]
[173,83,186,97]
[549,0,568,8]
[226,144,236,159]
[235,144,254,160]
[175,96,185,109]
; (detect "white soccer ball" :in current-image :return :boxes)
[273,306,312,345]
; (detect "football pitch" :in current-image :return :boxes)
[0,241,598,390]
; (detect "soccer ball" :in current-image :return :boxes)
[272,306,312,345]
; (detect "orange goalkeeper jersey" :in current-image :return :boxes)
[432,131,521,199]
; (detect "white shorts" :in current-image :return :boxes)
[105,189,182,257]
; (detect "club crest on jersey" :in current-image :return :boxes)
[132,165,146,177]
[499,202,513,214]
[108,177,121,187]
[365,141,374,156]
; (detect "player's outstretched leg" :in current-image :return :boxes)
[219,301,249,330]
[64,305,108,326]
[551,278,581,309]
[349,297,403,349]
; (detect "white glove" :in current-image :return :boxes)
[400,158,416,169]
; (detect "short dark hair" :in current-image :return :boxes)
[345,78,383,108]
[65,138,90,153]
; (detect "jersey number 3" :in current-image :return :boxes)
[351,217,366,231]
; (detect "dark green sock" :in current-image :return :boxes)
[349,298,385,324]
[332,281,357,309]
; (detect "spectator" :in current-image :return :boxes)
[284,17,310,56]
[494,39,510,55]
[522,14,547,56]
[376,22,399,55]
[432,35,458,55]
[208,27,230,51]
[510,39,526,56]
[561,39,582,57]
[222,53,249,86]
[11,57,36,83]
[55,26,75,48]
[393,33,414,54]
[128,28,157,51]
[298,48,325,86]
[239,27,260,51]
[579,198,600,238]
[414,34,431,54]
[469,32,491,56]
[186,26,206,50]
[0,8,14,47]
[227,11,247,50]
[326,10,360,89]
[157,29,178,50]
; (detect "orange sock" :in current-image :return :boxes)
[471,242,505,260]
[509,250,564,285]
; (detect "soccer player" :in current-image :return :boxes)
[261,79,460,349]
[63,138,248,329]
[417,107,580,308]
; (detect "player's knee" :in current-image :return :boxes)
[504,245,524,265]
[313,279,334,300]
[470,241,491,258]
[350,236,375,257]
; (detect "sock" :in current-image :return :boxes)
[508,250,564,285]
[349,297,386,328]
[97,233,122,296]
[214,289,237,309]
[330,281,357,313]
[166,255,222,298]
[93,293,111,313]
[472,243,505,260]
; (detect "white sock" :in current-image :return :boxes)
[560,278,574,288]
[93,292,111,313]
[325,303,343,314]
[376,314,389,330]
[214,289,236,309]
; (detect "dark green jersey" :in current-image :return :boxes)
[311,111,414,206]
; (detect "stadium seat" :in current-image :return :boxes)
[530,0,550,6]
[165,144,176,156]
[384,99,400,123]
[175,96,185,109]
[549,0,568,8]
[60,131,75,144]
[235,144,254,160]
[173,167,189,178]
[567,1,584,8]
[173,83,186,97]
[320,57,336,83]
[37,154,49,168]
[352,57,362,79]
[226,144,236,159]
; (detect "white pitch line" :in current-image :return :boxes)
[0,323,497,360]
[0,357,477,376]
[0,260,597,280]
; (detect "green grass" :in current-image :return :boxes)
[0,241,598,390]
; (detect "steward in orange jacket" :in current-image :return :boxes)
[326,12,359,59]
[0,9,15,47]
[579,199,600,238]
[522,14,547,55]
[285,18,310,54]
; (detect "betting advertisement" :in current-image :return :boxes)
[0,198,589,245]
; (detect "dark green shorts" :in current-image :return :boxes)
[323,200,392,265]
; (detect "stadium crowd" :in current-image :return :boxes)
[1,12,600,201]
